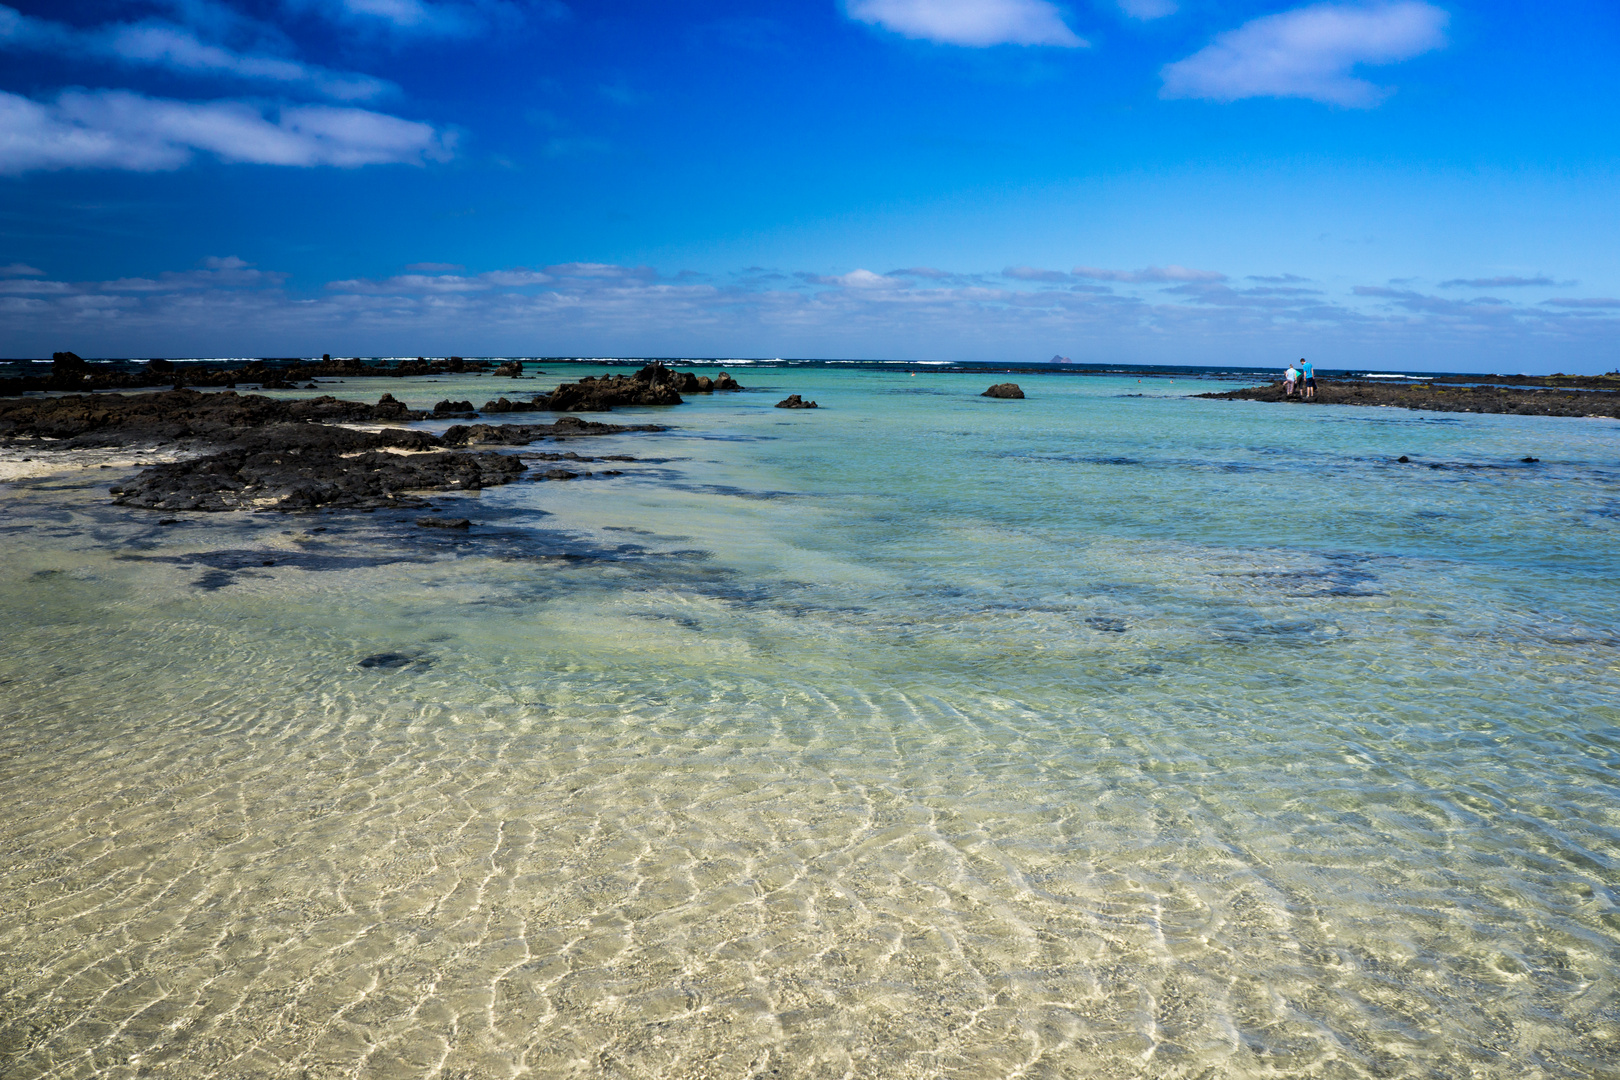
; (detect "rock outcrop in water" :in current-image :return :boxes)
[0,389,666,511]
[1199,380,1620,418]
[774,394,818,409]
[539,363,743,412]
[982,383,1025,399]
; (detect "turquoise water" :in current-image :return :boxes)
[1,366,1617,1078]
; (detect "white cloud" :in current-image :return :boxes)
[1118,0,1176,20]
[0,262,45,277]
[338,0,472,34]
[1161,2,1448,107]
[845,0,1085,47]
[3,258,1616,371]
[1004,266,1070,282]
[314,0,551,38]
[0,89,452,174]
[0,5,392,101]
[107,23,393,101]
[807,268,904,289]
[1072,264,1226,283]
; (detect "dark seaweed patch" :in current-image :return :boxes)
[193,569,236,590]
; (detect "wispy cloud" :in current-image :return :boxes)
[845,0,1085,48]
[1072,264,1226,283]
[0,89,453,174]
[1003,266,1070,282]
[0,5,392,101]
[1440,275,1565,288]
[9,257,1615,371]
[799,269,906,289]
[1161,2,1448,107]
[313,0,558,38]
[1118,0,1176,20]
[0,262,45,277]
[1542,297,1620,309]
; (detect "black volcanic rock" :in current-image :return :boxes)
[775,394,818,409]
[0,354,494,397]
[536,363,746,412]
[481,396,549,413]
[1198,380,1620,418]
[0,389,668,512]
[982,383,1025,399]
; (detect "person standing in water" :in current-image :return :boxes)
[1283,362,1298,397]
[1300,357,1316,401]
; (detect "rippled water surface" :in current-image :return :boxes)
[2,367,1618,1079]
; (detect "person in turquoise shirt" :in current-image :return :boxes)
[1300,358,1316,401]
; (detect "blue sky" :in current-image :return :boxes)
[1,0,1617,370]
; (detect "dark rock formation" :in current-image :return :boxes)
[481,396,549,413]
[0,354,492,397]
[432,399,477,418]
[493,361,525,377]
[440,415,663,447]
[775,394,818,409]
[1198,380,1620,419]
[982,383,1025,399]
[0,389,667,511]
[52,351,87,376]
[417,516,472,529]
[537,363,745,412]
[108,427,525,511]
[0,388,431,446]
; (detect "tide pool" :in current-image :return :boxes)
[1,365,1616,1078]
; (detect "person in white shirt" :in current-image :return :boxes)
[1283,363,1298,397]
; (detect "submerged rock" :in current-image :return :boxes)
[417,516,472,529]
[775,394,818,409]
[982,383,1025,399]
[358,652,434,671]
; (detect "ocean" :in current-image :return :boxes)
[2,362,1616,1078]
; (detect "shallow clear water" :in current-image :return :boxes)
[2,367,1618,1079]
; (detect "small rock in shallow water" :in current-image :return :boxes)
[1521,456,1539,463]
[775,394,819,409]
[417,516,471,529]
[358,652,434,671]
[982,383,1025,399]
[1397,455,1410,463]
